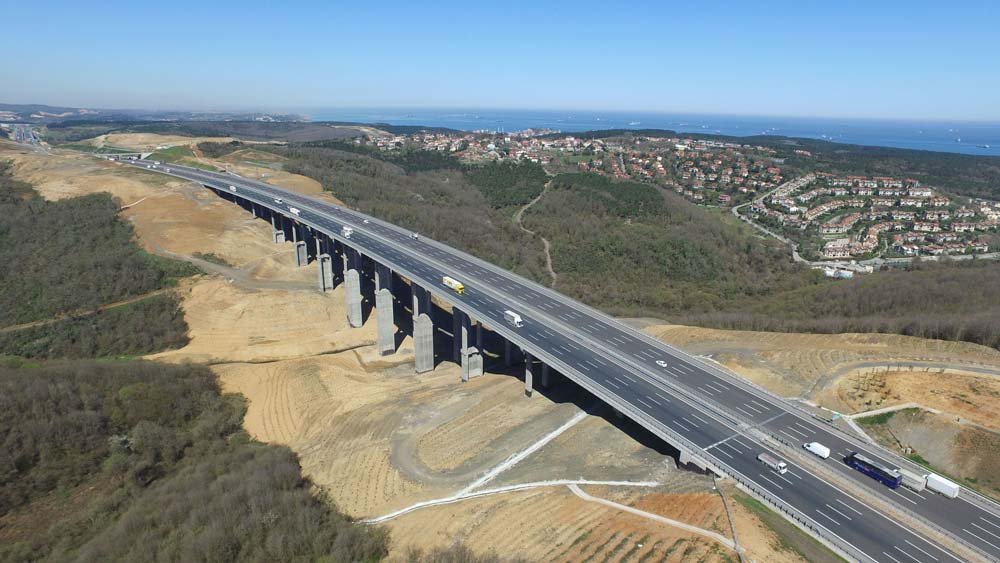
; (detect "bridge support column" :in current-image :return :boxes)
[251,203,257,218]
[343,248,363,328]
[317,254,334,291]
[524,352,534,397]
[452,308,463,363]
[375,264,395,356]
[504,340,513,367]
[271,214,285,243]
[459,309,483,382]
[412,284,433,373]
[295,241,308,267]
[541,363,550,388]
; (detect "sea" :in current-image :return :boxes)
[309,108,1000,157]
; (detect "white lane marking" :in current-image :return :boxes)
[889,489,919,505]
[757,474,784,490]
[882,551,905,563]
[903,540,939,562]
[636,397,655,410]
[613,376,630,386]
[654,391,672,403]
[742,402,765,414]
[971,522,1000,541]
[645,394,662,406]
[674,363,694,373]
[688,412,711,426]
[728,439,752,452]
[784,425,809,439]
[713,446,734,459]
[605,379,621,390]
[892,545,920,562]
[774,472,794,486]
[702,382,728,394]
[749,398,771,410]
[792,421,814,432]
[697,386,717,395]
[835,498,864,516]
[964,528,1000,551]
[584,360,600,369]
[735,406,757,418]
[825,503,852,521]
[814,509,840,526]
[681,417,699,429]
[779,429,799,441]
[980,517,1000,531]
[784,469,804,480]
[670,419,691,432]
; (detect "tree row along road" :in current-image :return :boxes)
[125,160,1000,563]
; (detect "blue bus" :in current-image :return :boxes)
[845,452,903,488]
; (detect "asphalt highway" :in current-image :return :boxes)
[127,160,1000,562]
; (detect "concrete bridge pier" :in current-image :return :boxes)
[524,352,534,397]
[317,253,335,292]
[375,263,396,356]
[411,283,434,373]
[270,214,285,243]
[294,241,308,267]
[343,246,363,328]
[540,363,551,389]
[457,308,483,382]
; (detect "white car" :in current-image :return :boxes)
[363,219,370,224]
[410,232,419,239]
[229,186,238,193]
[274,198,284,204]
[655,360,668,368]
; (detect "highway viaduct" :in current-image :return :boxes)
[124,159,1000,563]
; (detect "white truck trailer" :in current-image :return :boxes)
[757,452,788,474]
[926,473,960,498]
[503,310,524,328]
[341,226,353,239]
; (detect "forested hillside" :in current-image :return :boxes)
[0,162,194,358]
[681,260,1000,349]
[524,173,817,314]
[272,145,551,281]
[0,360,389,562]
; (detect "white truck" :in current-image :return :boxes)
[289,207,301,216]
[925,473,960,498]
[503,310,524,328]
[757,452,788,474]
[229,185,238,192]
[803,442,831,459]
[341,226,353,239]
[899,468,927,492]
[442,276,465,295]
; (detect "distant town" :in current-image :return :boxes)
[354,128,1000,263]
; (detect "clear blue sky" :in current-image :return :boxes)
[3,0,998,120]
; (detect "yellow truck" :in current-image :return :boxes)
[442,276,465,295]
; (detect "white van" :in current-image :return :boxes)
[803,442,831,459]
